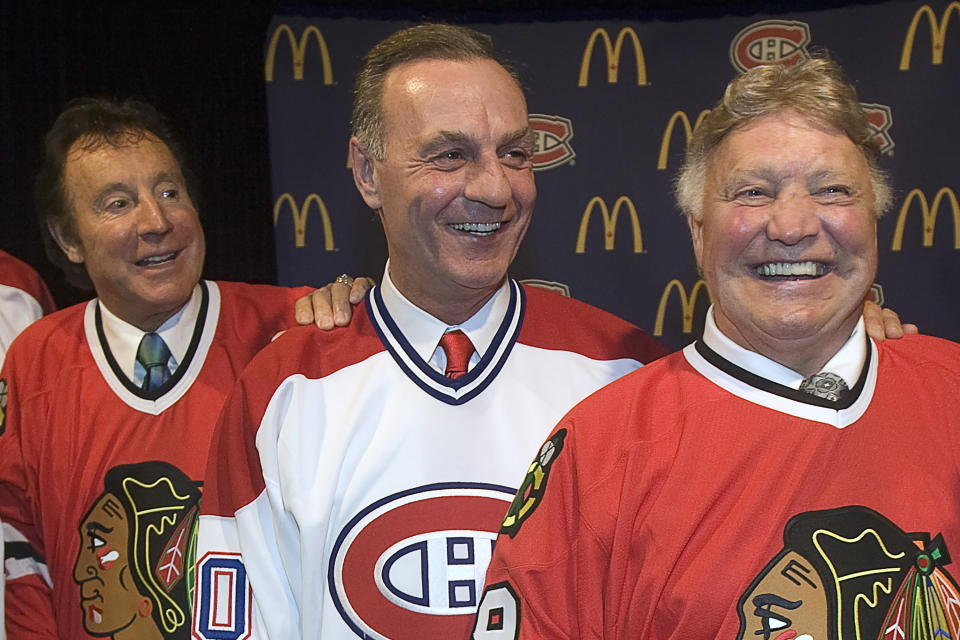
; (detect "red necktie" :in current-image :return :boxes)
[440,330,474,379]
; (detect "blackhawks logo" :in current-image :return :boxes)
[75,461,201,639]
[738,506,960,640]
[500,429,567,538]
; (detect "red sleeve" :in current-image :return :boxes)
[473,420,608,640]
[0,345,58,639]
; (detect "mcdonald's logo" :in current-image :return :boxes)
[900,2,960,70]
[891,187,960,250]
[729,20,811,73]
[575,196,644,254]
[657,109,711,170]
[653,279,710,337]
[861,103,895,155]
[265,24,334,83]
[529,114,576,171]
[273,193,336,250]
[578,27,648,86]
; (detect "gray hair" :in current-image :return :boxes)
[675,56,891,221]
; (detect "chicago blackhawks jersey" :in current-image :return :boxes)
[194,281,666,640]
[476,334,960,640]
[0,250,55,364]
[0,280,306,640]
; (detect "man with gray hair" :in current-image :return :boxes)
[475,56,960,639]
[194,23,665,640]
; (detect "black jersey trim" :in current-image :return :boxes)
[94,281,210,401]
[693,333,870,410]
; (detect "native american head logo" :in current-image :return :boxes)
[73,461,201,639]
[737,506,960,640]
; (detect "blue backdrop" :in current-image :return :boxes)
[266,2,959,351]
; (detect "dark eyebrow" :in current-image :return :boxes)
[420,131,470,155]
[154,170,183,184]
[752,593,803,610]
[85,520,114,535]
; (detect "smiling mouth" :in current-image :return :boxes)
[89,604,103,624]
[449,222,502,236]
[756,261,828,279]
[136,251,179,267]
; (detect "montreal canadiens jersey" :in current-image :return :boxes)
[0,250,55,365]
[0,280,306,640]
[476,334,960,640]
[194,281,666,640]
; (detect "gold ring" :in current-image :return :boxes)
[335,274,355,287]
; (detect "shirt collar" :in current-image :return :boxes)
[701,306,866,389]
[378,261,510,365]
[98,284,203,382]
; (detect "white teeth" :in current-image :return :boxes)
[92,608,102,624]
[756,261,825,277]
[138,253,175,266]
[450,222,501,236]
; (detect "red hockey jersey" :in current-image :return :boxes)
[477,334,960,640]
[0,281,306,640]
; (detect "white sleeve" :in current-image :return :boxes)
[0,285,44,366]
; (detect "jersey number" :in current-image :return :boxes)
[194,554,251,640]
[472,582,520,640]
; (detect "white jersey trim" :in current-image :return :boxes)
[682,338,877,428]
[83,281,222,415]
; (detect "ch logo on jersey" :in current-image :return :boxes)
[529,114,575,171]
[330,483,515,639]
[500,429,567,539]
[729,20,811,73]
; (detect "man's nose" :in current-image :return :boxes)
[464,155,512,208]
[765,194,821,245]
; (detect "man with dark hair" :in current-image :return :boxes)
[194,23,667,640]
[475,56,960,639]
[0,97,360,640]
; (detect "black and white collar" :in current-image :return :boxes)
[84,281,222,414]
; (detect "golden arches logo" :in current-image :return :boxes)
[891,187,960,250]
[578,27,648,86]
[657,109,711,170]
[900,2,960,69]
[654,279,710,336]
[265,24,334,83]
[273,193,336,250]
[575,196,644,254]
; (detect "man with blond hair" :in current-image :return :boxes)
[475,56,960,640]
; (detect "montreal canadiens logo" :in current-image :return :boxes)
[861,102,895,155]
[729,20,811,73]
[329,483,514,639]
[529,114,575,171]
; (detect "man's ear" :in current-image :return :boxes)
[48,218,84,264]
[349,137,382,210]
[687,213,704,270]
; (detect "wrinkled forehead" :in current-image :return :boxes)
[706,111,865,179]
[381,57,528,141]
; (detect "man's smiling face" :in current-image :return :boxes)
[689,109,877,373]
[360,57,536,323]
[57,133,205,331]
